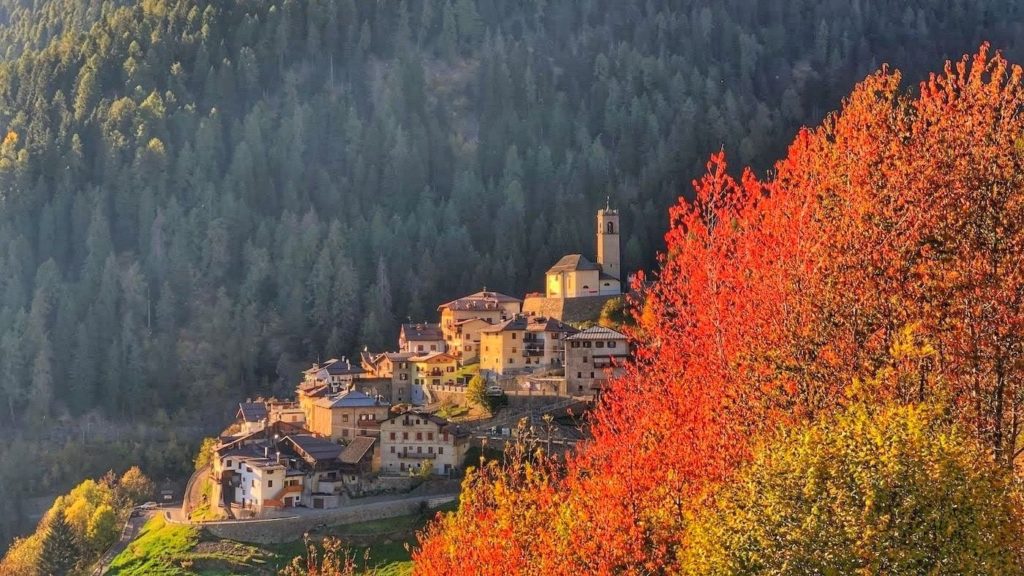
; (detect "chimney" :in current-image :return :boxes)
[264,446,269,459]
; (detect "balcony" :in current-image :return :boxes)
[522,344,545,357]
[426,369,444,377]
[396,450,435,460]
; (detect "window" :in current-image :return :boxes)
[607,221,615,234]
[508,358,514,364]
[342,414,349,422]
[571,342,580,348]
[583,341,592,348]
[390,446,395,453]
[429,446,434,454]
[400,373,408,381]
[577,372,582,378]
[512,333,517,340]
[512,347,517,353]
[417,432,423,440]
[596,341,605,348]
[608,341,617,348]
[443,432,449,442]
[579,385,584,392]
[403,432,409,440]
[226,460,232,468]
[583,356,588,363]
[428,432,434,441]
[268,480,273,488]
[431,344,437,351]
[343,429,349,437]
[417,446,422,454]
[439,447,444,455]
[590,372,595,378]
[251,479,255,487]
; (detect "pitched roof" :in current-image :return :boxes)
[321,358,364,376]
[339,436,376,465]
[479,315,579,335]
[400,323,444,341]
[409,351,457,363]
[384,351,417,361]
[546,254,600,274]
[283,434,343,463]
[565,326,628,341]
[381,410,473,439]
[314,389,387,409]
[238,402,268,423]
[437,290,522,312]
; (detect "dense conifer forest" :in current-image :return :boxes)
[1,0,1022,551]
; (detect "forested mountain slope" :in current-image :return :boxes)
[0,0,1022,550]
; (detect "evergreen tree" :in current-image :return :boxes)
[38,511,78,576]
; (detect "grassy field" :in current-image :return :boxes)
[104,506,457,576]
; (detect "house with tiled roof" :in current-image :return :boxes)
[564,326,630,396]
[379,410,471,476]
[479,315,579,377]
[399,323,445,354]
[307,389,390,442]
[438,290,522,359]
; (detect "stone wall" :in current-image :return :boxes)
[200,495,455,544]
[522,294,616,324]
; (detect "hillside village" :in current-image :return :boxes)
[200,207,633,519]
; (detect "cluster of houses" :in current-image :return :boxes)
[212,397,472,515]
[208,206,632,517]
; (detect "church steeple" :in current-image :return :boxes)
[596,206,620,280]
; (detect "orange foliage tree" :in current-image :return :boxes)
[413,45,1024,575]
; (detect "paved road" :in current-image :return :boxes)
[91,509,156,575]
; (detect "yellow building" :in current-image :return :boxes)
[545,208,622,298]
[412,352,459,387]
[480,315,578,376]
[438,291,522,358]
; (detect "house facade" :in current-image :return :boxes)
[479,315,578,376]
[564,326,630,395]
[399,323,445,354]
[438,291,522,358]
[307,390,390,441]
[379,411,471,476]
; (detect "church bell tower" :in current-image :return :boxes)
[596,203,620,280]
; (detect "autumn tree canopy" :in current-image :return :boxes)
[414,45,1024,575]
[678,403,1024,575]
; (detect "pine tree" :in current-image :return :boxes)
[38,511,79,576]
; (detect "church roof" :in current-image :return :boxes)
[547,254,601,274]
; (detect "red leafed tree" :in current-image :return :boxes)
[413,45,1024,574]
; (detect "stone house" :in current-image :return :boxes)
[379,410,471,476]
[564,326,630,395]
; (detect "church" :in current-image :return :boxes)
[522,205,623,322]
[544,206,621,298]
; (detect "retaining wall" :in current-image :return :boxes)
[201,496,455,544]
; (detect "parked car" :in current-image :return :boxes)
[138,502,159,510]
[485,385,504,396]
